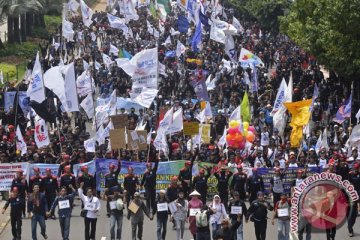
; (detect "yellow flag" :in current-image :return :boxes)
[284,99,312,148]
[201,124,211,144]
[241,92,251,123]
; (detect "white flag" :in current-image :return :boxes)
[271,78,287,116]
[212,18,237,35]
[76,71,93,97]
[133,88,158,108]
[80,0,94,27]
[176,40,186,57]
[229,105,241,122]
[232,16,244,33]
[196,102,212,123]
[166,108,183,134]
[68,0,80,12]
[164,36,172,45]
[206,74,215,91]
[154,107,174,151]
[27,52,45,103]
[63,62,79,112]
[102,53,114,68]
[356,109,360,124]
[218,127,227,148]
[107,13,129,33]
[34,116,50,148]
[110,44,119,56]
[210,22,226,43]
[16,126,27,156]
[119,0,139,23]
[62,16,74,41]
[94,61,101,70]
[95,125,105,145]
[84,138,96,153]
[224,35,236,61]
[80,93,94,119]
[315,133,322,154]
[171,27,180,36]
[159,63,168,77]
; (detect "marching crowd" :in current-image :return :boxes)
[0,0,360,240]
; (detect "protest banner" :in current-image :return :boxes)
[0,163,30,191]
[183,122,199,136]
[111,114,129,129]
[110,129,126,150]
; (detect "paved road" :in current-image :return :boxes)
[1,197,359,240]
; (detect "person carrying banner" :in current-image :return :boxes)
[11,170,28,218]
[270,168,285,205]
[272,193,291,240]
[229,191,248,240]
[230,164,248,200]
[78,182,101,240]
[60,165,77,195]
[124,165,140,204]
[29,167,44,193]
[57,154,73,177]
[246,191,273,240]
[247,168,265,204]
[42,168,58,219]
[47,185,77,240]
[2,187,24,240]
[214,166,233,210]
[178,158,195,198]
[127,192,153,240]
[140,159,159,212]
[105,159,122,217]
[28,184,48,240]
[192,166,211,204]
[153,189,169,240]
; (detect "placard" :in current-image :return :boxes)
[111,114,128,129]
[231,206,242,214]
[136,130,148,150]
[189,208,201,216]
[85,202,96,211]
[157,202,168,212]
[128,202,139,214]
[110,129,126,150]
[277,208,289,217]
[109,201,117,210]
[59,200,70,209]
[183,122,199,136]
[201,124,211,144]
[168,201,177,214]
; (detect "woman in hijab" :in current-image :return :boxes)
[209,195,228,239]
[188,190,203,240]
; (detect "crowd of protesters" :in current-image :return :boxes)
[0,0,360,240]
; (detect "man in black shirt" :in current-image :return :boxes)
[140,160,159,211]
[229,191,248,240]
[2,187,24,240]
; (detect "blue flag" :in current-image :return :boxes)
[122,49,133,59]
[333,94,352,124]
[165,50,176,58]
[192,21,202,52]
[199,10,210,28]
[178,15,189,33]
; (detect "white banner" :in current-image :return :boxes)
[27,52,45,103]
[34,117,50,148]
[80,0,94,27]
[63,63,79,112]
[80,93,94,119]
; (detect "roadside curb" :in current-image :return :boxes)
[0,215,10,236]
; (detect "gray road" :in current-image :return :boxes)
[1,198,359,240]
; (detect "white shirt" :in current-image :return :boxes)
[318,158,327,168]
[261,132,270,146]
[78,189,101,219]
[209,202,228,224]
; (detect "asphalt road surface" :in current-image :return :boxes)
[1,198,359,240]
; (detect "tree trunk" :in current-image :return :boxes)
[34,14,40,26]
[20,14,26,42]
[26,12,33,36]
[39,14,45,28]
[13,15,20,43]
[7,15,14,43]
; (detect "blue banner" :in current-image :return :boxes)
[178,15,189,33]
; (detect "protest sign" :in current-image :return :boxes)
[183,122,199,136]
[110,129,127,150]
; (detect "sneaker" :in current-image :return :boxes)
[349,232,354,237]
[42,234,48,239]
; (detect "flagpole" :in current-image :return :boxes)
[13,85,19,146]
[349,81,354,135]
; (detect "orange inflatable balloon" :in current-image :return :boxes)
[246,131,255,142]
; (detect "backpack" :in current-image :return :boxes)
[116,198,124,210]
[196,210,208,227]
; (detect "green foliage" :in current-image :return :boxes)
[44,14,61,33]
[0,42,38,59]
[280,0,360,79]
[0,63,17,81]
[228,0,290,32]
[32,27,50,39]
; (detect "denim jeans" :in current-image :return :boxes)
[211,223,221,240]
[156,216,168,240]
[59,216,71,240]
[31,214,46,240]
[131,221,143,240]
[110,214,123,240]
[175,219,185,240]
[233,220,243,240]
[277,219,289,240]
